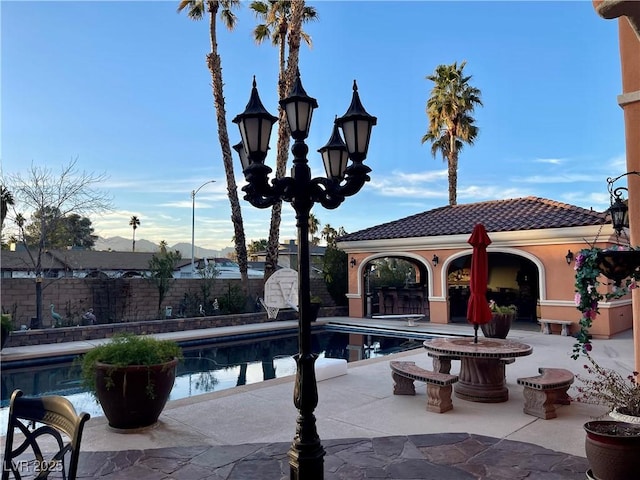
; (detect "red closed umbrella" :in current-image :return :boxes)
[466,223,493,343]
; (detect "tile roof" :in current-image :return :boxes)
[338,197,609,242]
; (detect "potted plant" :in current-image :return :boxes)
[80,333,182,430]
[574,352,640,422]
[1,313,12,350]
[576,354,640,480]
[481,300,516,339]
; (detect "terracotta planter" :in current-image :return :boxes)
[596,250,640,286]
[94,358,178,430]
[480,313,514,339]
[584,420,640,480]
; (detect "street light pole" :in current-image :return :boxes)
[233,72,376,480]
[191,180,216,277]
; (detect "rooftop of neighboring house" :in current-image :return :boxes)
[337,196,608,242]
[278,239,326,256]
[1,249,192,273]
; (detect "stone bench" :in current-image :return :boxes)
[538,319,573,336]
[517,367,574,419]
[390,360,458,413]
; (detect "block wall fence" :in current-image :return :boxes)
[1,277,338,340]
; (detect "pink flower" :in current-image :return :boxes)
[574,292,581,306]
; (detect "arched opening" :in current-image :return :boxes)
[447,252,540,324]
[360,255,431,318]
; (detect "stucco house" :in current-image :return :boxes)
[337,196,631,339]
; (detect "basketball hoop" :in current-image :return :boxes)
[259,298,280,319]
[260,268,299,318]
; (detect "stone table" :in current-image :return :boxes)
[423,337,533,403]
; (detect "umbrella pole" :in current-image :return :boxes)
[474,324,479,343]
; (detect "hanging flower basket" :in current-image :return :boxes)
[573,246,640,358]
[596,250,640,286]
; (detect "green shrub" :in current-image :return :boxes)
[79,333,182,398]
[218,283,247,314]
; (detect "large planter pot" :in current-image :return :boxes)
[584,420,640,480]
[481,313,514,339]
[94,357,178,430]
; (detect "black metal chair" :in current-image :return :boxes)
[2,389,90,480]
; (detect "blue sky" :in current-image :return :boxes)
[1,0,626,251]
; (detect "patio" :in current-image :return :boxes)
[1,319,632,478]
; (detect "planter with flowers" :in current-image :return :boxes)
[481,300,516,339]
[573,245,640,359]
[573,245,640,479]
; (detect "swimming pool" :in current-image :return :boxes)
[0,328,427,431]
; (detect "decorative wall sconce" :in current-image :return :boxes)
[432,254,439,267]
[607,171,639,235]
[350,257,357,268]
[565,250,574,265]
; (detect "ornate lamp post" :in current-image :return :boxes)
[233,72,376,479]
[191,180,216,277]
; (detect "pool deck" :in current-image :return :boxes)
[1,317,634,479]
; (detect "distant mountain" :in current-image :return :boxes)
[94,236,232,259]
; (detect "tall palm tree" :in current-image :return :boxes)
[249,0,318,278]
[178,0,251,288]
[1,185,14,233]
[308,212,320,245]
[422,61,482,206]
[321,223,337,246]
[129,215,140,252]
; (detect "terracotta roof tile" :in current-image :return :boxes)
[339,197,608,242]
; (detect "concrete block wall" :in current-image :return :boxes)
[1,276,337,329]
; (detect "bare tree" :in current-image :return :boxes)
[7,160,112,327]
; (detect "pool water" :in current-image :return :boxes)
[0,329,424,432]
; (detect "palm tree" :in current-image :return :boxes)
[422,61,482,206]
[249,0,318,279]
[178,0,251,288]
[321,223,337,246]
[308,212,320,245]
[247,239,268,260]
[129,215,140,252]
[1,185,14,233]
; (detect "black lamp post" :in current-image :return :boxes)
[233,72,376,479]
[607,171,639,235]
